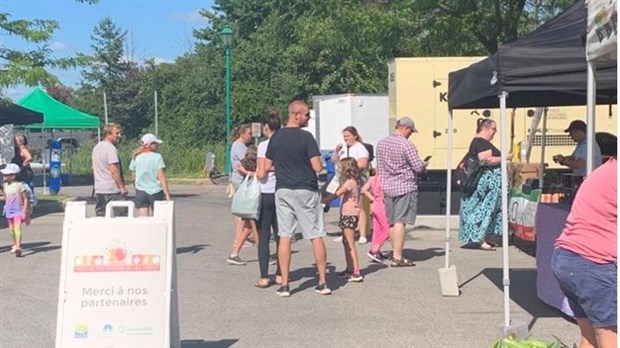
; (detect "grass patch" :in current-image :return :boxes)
[65,140,226,178]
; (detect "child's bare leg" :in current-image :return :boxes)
[342,227,358,271]
[8,218,16,249]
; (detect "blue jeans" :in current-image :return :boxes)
[552,247,617,327]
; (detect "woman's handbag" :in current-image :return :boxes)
[231,174,261,219]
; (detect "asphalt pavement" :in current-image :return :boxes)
[0,184,579,347]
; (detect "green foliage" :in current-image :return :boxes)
[0,1,97,100]
[490,335,576,348]
[66,139,226,178]
[71,17,148,138]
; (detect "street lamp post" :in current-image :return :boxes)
[221,26,234,174]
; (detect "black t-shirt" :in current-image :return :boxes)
[469,137,501,158]
[266,127,321,191]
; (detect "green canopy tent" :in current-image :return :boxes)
[18,87,100,129]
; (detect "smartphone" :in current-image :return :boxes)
[424,155,432,162]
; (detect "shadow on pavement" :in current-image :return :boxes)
[177,244,210,254]
[181,339,239,347]
[480,268,575,330]
[0,241,57,254]
[403,247,444,263]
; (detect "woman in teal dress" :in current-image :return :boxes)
[459,118,505,250]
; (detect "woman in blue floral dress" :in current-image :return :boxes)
[459,118,505,250]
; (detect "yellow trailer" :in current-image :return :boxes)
[387,57,617,171]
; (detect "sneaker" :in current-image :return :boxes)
[358,236,367,245]
[314,283,332,295]
[366,251,383,263]
[379,252,390,260]
[276,285,291,297]
[347,273,364,282]
[322,203,330,213]
[9,245,17,253]
[336,269,353,278]
[226,255,247,265]
[333,236,343,243]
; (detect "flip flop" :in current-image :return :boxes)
[254,279,275,289]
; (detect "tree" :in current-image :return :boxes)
[72,17,147,138]
[412,0,575,54]
[0,0,97,101]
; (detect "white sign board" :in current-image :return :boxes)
[251,122,262,138]
[586,0,617,61]
[55,201,180,348]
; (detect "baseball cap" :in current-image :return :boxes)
[564,120,587,133]
[0,163,21,175]
[141,133,163,145]
[397,117,418,133]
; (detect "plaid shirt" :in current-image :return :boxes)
[376,134,426,197]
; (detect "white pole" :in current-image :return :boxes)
[539,108,548,188]
[97,128,101,142]
[499,92,511,328]
[103,92,109,125]
[154,91,159,137]
[445,110,454,269]
[586,62,596,175]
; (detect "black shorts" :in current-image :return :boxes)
[134,189,164,209]
[338,215,359,230]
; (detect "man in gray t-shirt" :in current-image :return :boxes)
[92,123,127,216]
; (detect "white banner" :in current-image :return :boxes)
[586,0,617,61]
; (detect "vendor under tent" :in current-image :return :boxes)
[0,103,44,126]
[444,0,617,335]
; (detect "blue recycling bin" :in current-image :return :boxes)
[323,152,341,208]
[49,140,62,195]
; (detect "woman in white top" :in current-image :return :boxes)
[254,110,282,288]
[332,126,370,244]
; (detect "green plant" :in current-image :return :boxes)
[491,334,576,348]
[63,138,227,178]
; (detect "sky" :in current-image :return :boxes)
[1,0,215,101]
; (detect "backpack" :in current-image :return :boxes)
[454,153,482,196]
[362,143,374,162]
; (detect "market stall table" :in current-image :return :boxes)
[535,202,574,317]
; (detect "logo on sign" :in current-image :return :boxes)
[74,324,88,338]
[103,324,113,335]
[73,239,161,272]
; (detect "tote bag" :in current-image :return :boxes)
[231,174,260,219]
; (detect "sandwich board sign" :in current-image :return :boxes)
[55,201,180,348]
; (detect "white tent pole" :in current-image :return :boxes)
[103,92,109,125]
[154,90,159,137]
[499,92,511,328]
[445,109,454,269]
[539,108,548,188]
[97,128,101,142]
[586,61,596,175]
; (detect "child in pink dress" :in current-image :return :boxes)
[362,168,389,262]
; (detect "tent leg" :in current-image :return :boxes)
[586,62,596,175]
[438,109,459,297]
[539,108,548,188]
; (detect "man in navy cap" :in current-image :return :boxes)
[553,120,602,177]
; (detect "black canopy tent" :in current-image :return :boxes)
[448,0,616,110]
[441,0,617,332]
[0,103,44,126]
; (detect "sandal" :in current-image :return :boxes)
[390,257,415,267]
[254,278,275,289]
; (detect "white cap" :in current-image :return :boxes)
[0,163,21,175]
[141,133,163,145]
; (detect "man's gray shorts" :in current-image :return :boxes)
[384,191,418,226]
[275,188,325,240]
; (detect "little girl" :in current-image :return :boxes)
[362,168,390,263]
[334,157,363,282]
[1,164,30,257]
